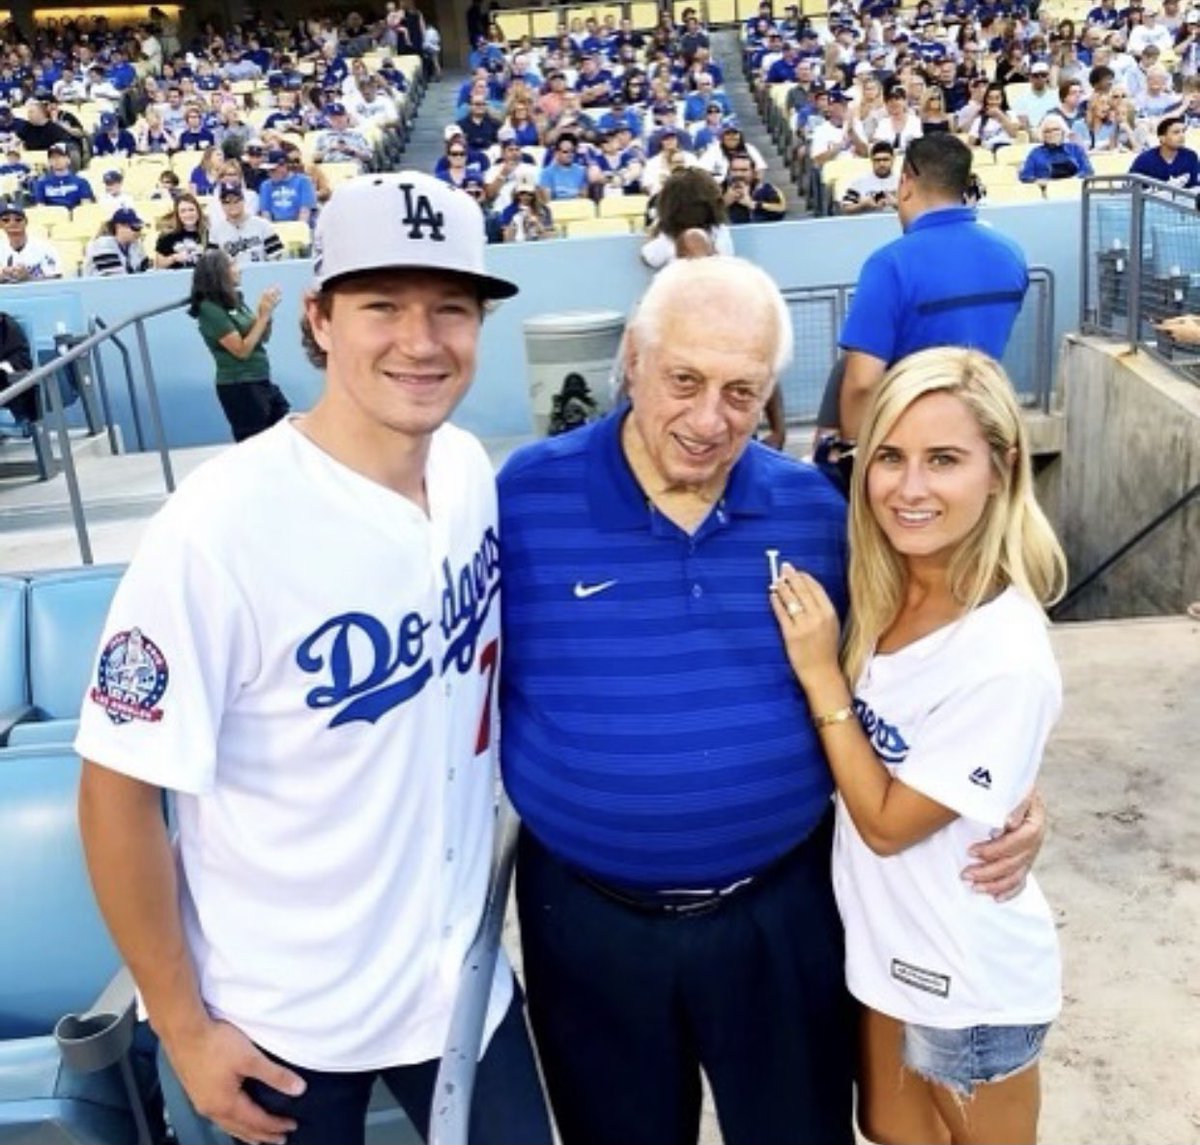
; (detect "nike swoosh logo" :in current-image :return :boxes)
[573,579,618,599]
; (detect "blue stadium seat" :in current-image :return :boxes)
[0,745,160,1143]
[0,575,29,729]
[5,565,124,746]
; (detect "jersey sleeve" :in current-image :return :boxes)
[894,669,1061,830]
[74,507,258,795]
[838,249,902,361]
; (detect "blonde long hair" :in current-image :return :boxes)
[842,348,1067,684]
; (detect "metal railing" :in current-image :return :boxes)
[0,296,187,565]
[1080,173,1200,382]
[776,266,1057,423]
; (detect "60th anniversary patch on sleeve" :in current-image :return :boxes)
[90,628,169,725]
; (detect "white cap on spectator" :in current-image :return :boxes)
[497,125,517,143]
[444,123,464,142]
[311,171,518,299]
[1031,60,1051,74]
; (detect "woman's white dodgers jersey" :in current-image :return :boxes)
[833,588,1063,1029]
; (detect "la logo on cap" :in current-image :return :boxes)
[399,182,445,242]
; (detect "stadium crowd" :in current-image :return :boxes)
[0,4,429,280]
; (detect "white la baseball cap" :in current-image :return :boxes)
[311,171,518,299]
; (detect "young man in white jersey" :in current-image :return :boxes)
[76,171,552,1145]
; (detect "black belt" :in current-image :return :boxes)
[572,807,834,919]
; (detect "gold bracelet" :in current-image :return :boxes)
[812,705,855,730]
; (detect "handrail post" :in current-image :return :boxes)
[93,316,147,452]
[134,318,176,494]
[1079,179,1091,331]
[1127,180,1144,350]
[42,368,93,565]
[87,318,121,456]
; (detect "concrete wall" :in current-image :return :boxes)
[1052,335,1200,620]
[0,200,1083,451]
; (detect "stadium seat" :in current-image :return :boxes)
[274,220,312,257]
[25,203,70,233]
[0,745,160,1144]
[0,576,27,730]
[70,201,109,231]
[598,193,650,222]
[318,160,361,187]
[47,218,98,244]
[1044,178,1084,200]
[566,216,632,237]
[985,183,1047,204]
[22,149,49,173]
[7,565,122,746]
[1089,152,1132,177]
[548,198,597,227]
[52,238,85,277]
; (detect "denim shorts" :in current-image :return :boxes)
[903,1021,1051,1097]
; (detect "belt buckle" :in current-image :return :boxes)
[663,896,724,917]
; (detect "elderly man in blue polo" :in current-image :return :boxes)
[498,255,1044,1145]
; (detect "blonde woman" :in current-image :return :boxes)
[771,348,1066,1145]
[849,74,886,156]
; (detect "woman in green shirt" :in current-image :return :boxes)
[189,250,290,442]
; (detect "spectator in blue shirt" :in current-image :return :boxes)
[538,133,590,200]
[1129,115,1200,186]
[177,106,216,151]
[258,150,318,224]
[92,111,137,158]
[1018,114,1094,182]
[33,141,96,209]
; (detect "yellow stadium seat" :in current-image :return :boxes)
[494,11,532,41]
[170,151,200,178]
[530,8,562,38]
[821,155,870,190]
[973,163,1021,187]
[1089,151,1133,177]
[68,202,109,231]
[1044,177,1083,200]
[47,218,97,243]
[273,220,312,257]
[548,198,597,226]
[566,216,632,238]
[86,154,128,175]
[984,183,1047,204]
[708,0,737,22]
[319,161,361,187]
[598,194,650,220]
[52,238,85,277]
[123,164,168,196]
[25,204,70,232]
[628,0,658,28]
[996,143,1036,167]
[22,149,50,173]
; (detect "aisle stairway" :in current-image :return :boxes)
[709,29,809,219]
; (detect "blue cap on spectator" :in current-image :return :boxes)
[0,200,26,218]
[48,141,70,155]
[828,89,849,104]
[266,148,288,166]
[720,116,741,130]
[653,100,675,114]
[0,104,11,119]
[326,101,347,116]
[110,207,144,229]
[103,169,123,184]
[218,180,244,200]
[100,111,118,129]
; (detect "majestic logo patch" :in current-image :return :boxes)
[891,958,951,998]
[969,766,993,790]
[90,628,169,725]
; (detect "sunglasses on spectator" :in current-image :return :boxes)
[448,149,467,156]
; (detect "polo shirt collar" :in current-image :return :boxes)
[586,405,774,532]
[905,203,975,233]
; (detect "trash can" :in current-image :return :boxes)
[523,310,625,436]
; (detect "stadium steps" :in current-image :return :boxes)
[401,67,470,176]
[709,29,809,220]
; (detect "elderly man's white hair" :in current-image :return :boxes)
[626,256,794,379]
